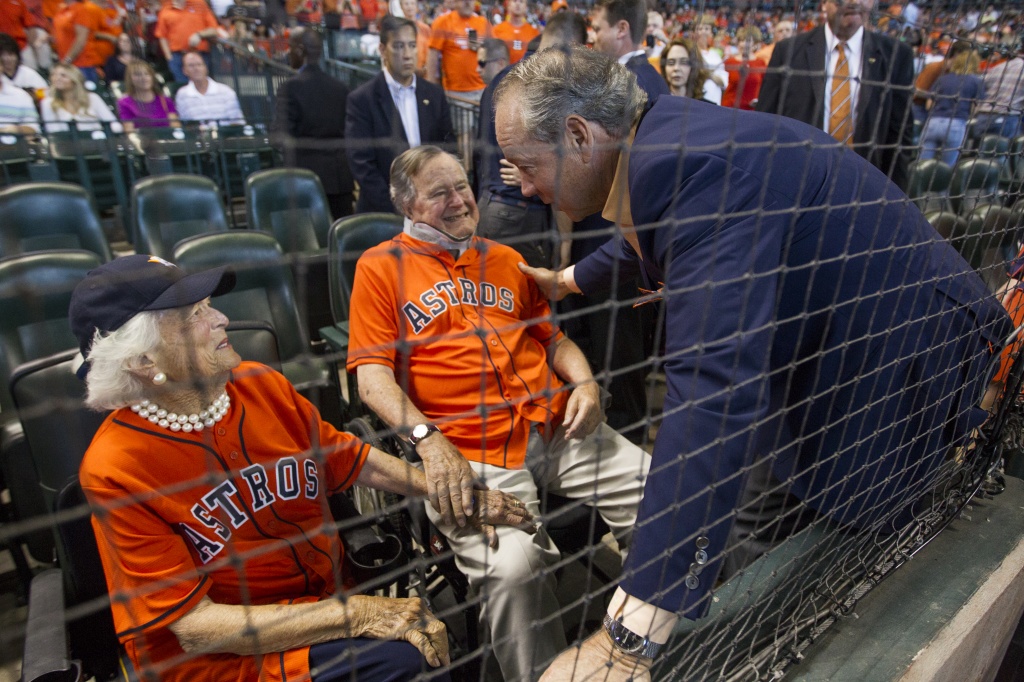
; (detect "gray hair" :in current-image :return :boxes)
[493,46,647,145]
[84,310,164,411]
[389,145,462,215]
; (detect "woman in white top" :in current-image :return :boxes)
[40,64,123,134]
[694,14,727,105]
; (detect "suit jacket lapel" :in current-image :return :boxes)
[374,73,407,143]
[804,27,827,127]
[414,79,432,138]
[856,31,884,124]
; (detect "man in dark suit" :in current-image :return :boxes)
[590,0,668,101]
[346,16,454,215]
[756,0,914,190]
[496,47,1010,680]
[271,29,354,219]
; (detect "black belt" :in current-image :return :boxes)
[485,192,546,210]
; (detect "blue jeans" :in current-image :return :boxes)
[920,116,967,167]
[971,112,1022,142]
[79,66,100,83]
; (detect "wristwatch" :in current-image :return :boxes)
[603,614,663,660]
[408,423,440,447]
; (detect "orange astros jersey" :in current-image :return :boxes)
[347,234,570,470]
[80,362,369,682]
[493,20,539,64]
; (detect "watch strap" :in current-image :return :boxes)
[603,614,662,660]
[408,423,440,446]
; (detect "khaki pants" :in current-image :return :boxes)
[424,423,651,681]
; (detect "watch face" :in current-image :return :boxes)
[412,424,429,439]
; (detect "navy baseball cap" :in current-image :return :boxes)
[69,255,236,378]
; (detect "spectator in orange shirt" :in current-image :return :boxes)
[54,0,113,82]
[427,0,489,102]
[92,0,125,69]
[492,0,537,64]
[722,26,766,110]
[155,0,221,83]
[0,0,46,51]
[752,18,792,65]
[399,0,431,76]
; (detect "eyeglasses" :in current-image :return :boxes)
[478,58,496,68]
[665,58,692,67]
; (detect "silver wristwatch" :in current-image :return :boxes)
[408,423,440,447]
[603,614,663,660]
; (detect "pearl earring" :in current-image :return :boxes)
[153,372,167,385]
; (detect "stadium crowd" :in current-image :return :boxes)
[2,0,1024,680]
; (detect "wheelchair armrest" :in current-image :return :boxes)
[21,568,82,682]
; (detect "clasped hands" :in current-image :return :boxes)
[417,434,535,545]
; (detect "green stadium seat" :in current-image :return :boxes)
[130,174,229,259]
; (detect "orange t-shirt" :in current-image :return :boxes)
[347,234,570,470]
[0,0,45,49]
[429,10,489,92]
[53,0,107,67]
[93,2,124,65]
[415,19,431,74]
[80,363,369,682]
[154,0,219,53]
[492,19,538,64]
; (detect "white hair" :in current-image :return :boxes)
[84,310,165,411]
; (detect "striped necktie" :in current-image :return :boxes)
[829,42,853,145]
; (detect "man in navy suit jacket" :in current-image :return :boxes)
[495,47,1011,680]
[346,16,454,214]
[756,0,914,191]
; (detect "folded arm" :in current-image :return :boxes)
[169,594,450,667]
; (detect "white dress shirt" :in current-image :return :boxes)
[383,67,421,148]
[823,22,864,136]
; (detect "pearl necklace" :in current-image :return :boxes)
[130,393,230,432]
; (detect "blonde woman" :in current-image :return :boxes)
[40,63,123,133]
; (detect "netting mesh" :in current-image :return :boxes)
[4,4,1024,682]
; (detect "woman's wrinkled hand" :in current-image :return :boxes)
[469,488,537,548]
[350,595,450,667]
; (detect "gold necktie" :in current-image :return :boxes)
[829,42,853,145]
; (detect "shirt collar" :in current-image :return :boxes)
[618,49,647,64]
[383,67,416,93]
[600,126,637,228]
[824,21,864,58]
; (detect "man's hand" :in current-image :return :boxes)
[350,595,450,667]
[499,158,522,187]
[540,630,653,682]
[188,32,202,48]
[518,263,573,301]
[417,434,482,527]
[563,382,603,440]
[469,488,537,548]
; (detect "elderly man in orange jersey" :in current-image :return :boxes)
[347,146,650,682]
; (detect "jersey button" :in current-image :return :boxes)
[230,451,238,460]
[306,551,315,561]
[490,339,498,346]
[217,427,226,436]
